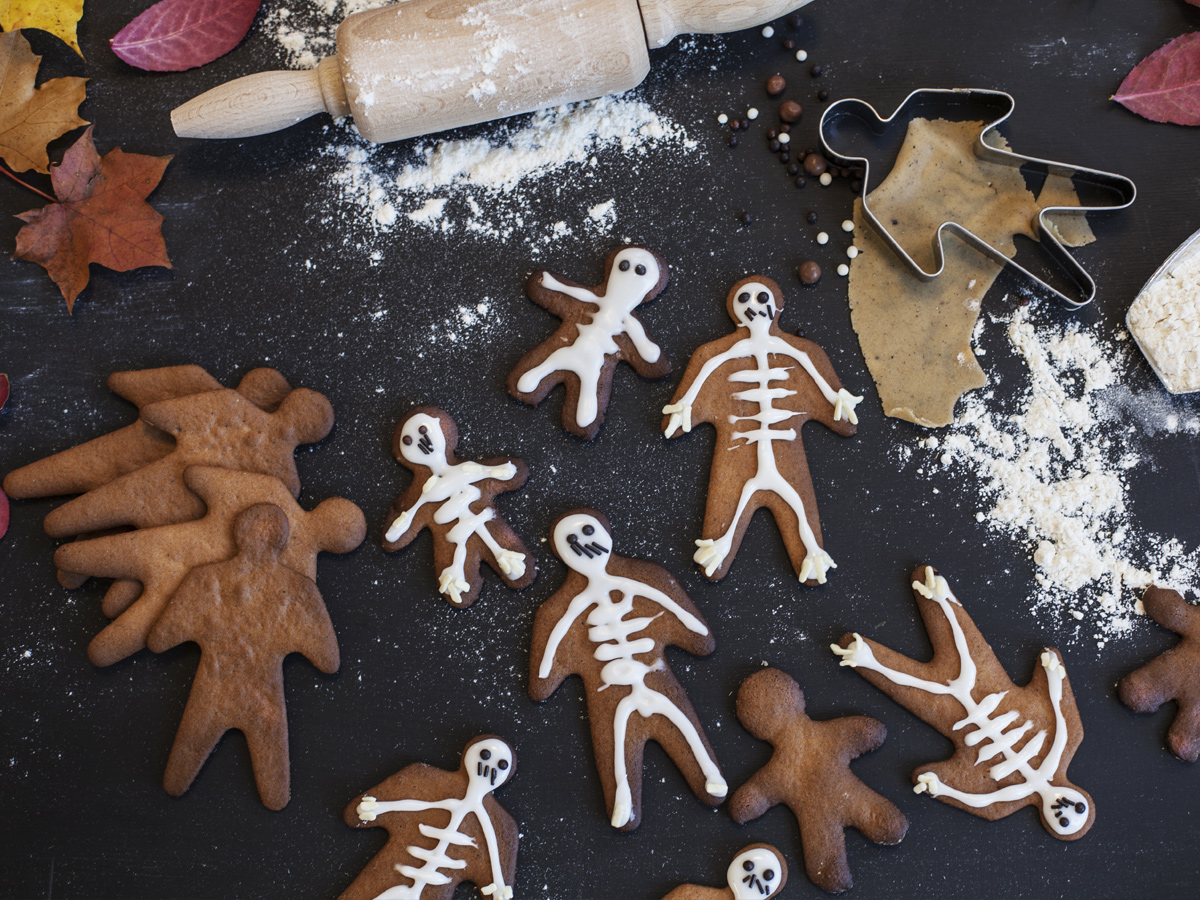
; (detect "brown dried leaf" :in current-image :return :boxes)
[0,29,87,173]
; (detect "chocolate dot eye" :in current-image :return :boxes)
[743,861,755,872]
[402,436,412,445]
[1075,802,1085,813]
[763,870,775,881]
[757,291,770,302]
[497,759,509,770]
[419,425,428,434]
[619,260,630,271]
[635,264,646,275]
[583,524,595,535]
[480,749,491,760]
[739,292,750,303]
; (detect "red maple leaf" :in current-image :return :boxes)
[13,126,172,312]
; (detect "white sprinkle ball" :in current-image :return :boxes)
[762,25,775,37]
[717,113,728,125]
[841,219,855,232]
[746,107,759,120]
[837,264,849,276]
[816,231,829,245]
[846,246,859,259]
[796,49,808,61]
[778,132,790,144]
[819,172,832,186]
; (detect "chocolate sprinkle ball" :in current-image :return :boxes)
[780,100,803,123]
[798,261,822,284]
[803,153,828,176]
[766,74,787,96]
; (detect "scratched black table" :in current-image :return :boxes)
[2,2,1199,898]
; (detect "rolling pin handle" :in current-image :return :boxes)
[171,57,349,139]
[637,0,814,49]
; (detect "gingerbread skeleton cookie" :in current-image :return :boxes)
[832,566,1095,839]
[529,509,726,831]
[662,844,787,900]
[729,668,906,893]
[508,245,671,439]
[1118,585,1200,762]
[342,736,518,900]
[383,408,535,608]
[663,276,861,584]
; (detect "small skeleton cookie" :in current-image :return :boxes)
[1118,585,1200,762]
[529,509,726,831]
[832,565,1095,840]
[342,735,518,900]
[383,407,535,608]
[508,245,671,439]
[661,844,787,900]
[663,276,861,585]
[729,668,906,893]
[147,504,340,810]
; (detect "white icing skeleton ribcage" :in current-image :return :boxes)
[833,568,1090,836]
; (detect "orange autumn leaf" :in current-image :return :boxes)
[14,127,172,312]
[0,0,85,56]
[0,30,87,174]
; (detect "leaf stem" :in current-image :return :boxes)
[0,163,55,203]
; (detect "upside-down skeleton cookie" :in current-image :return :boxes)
[342,736,518,900]
[508,245,671,439]
[383,407,535,608]
[1118,585,1200,762]
[529,509,726,831]
[661,844,788,900]
[55,466,365,667]
[729,668,906,893]
[663,276,861,585]
[147,504,340,810]
[832,565,1095,839]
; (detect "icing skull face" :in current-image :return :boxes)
[727,846,783,900]
[730,280,781,329]
[398,413,447,467]
[610,247,661,295]
[553,512,612,576]
[465,738,513,792]
[1045,787,1089,836]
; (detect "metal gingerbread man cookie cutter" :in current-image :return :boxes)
[818,88,1137,309]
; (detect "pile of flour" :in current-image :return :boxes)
[260,2,699,253]
[902,302,1200,648]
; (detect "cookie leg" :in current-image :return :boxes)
[1166,699,1200,763]
[477,520,528,583]
[640,686,726,803]
[163,687,230,798]
[694,475,761,579]
[244,695,292,810]
[797,808,853,893]
[610,692,643,828]
[847,787,908,846]
[514,346,571,397]
[761,469,832,584]
[43,462,201,537]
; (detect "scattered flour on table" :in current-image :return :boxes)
[264,1,391,70]
[902,301,1200,649]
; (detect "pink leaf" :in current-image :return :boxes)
[111,0,263,72]
[0,487,8,541]
[1114,32,1200,125]
[0,373,8,411]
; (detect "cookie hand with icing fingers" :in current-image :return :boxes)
[1118,585,1200,762]
[342,736,519,900]
[661,844,787,900]
[729,668,905,894]
[663,276,860,585]
[508,245,671,440]
[832,565,1095,840]
[529,509,726,831]
[382,407,535,608]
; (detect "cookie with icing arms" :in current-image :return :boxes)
[729,668,906,893]
[529,509,727,831]
[1118,585,1200,762]
[342,735,518,900]
[662,276,861,585]
[382,407,535,608]
[832,565,1095,840]
[661,844,787,900]
[508,245,671,439]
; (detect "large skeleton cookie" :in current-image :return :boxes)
[1118,585,1200,762]
[832,565,1094,839]
[383,407,535,608]
[342,735,518,900]
[40,382,333,539]
[661,844,787,900]
[663,276,861,584]
[146,504,340,810]
[729,668,906,894]
[55,466,365,666]
[508,245,671,439]
[529,509,726,831]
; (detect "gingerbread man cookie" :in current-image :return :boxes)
[1118,585,1200,762]
[342,735,518,900]
[662,844,787,900]
[663,276,861,585]
[147,504,340,810]
[729,668,906,893]
[383,407,535,608]
[508,245,671,439]
[832,565,1095,839]
[529,509,726,831]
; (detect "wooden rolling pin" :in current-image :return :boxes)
[172,0,811,143]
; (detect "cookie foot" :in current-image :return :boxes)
[438,568,471,605]
[694,537,731,577]
[798,547,836,584]
[495,549,526,579]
